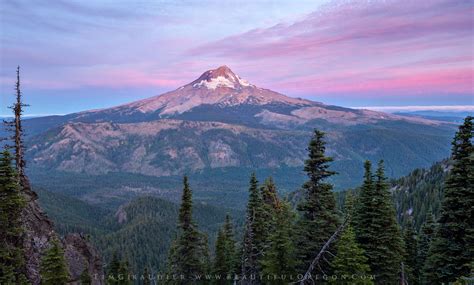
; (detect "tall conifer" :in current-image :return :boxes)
[0,149,27,284]
[142,266,151,285]
[260,201,297,284]
[330,226,373,285]
[403,220,418,285]
[40,239,69,285]
[424,116,473,283]
[3,66,28,181]
[214,214,237,282]
[241,173,263,281]
[418,213,435,284]
[296,130,339,273]
[354,160,404,284]
[167,176,209,282]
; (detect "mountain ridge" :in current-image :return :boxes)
[35,65,446,128]
[19,65,456,205]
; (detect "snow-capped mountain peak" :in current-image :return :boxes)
[102,65,315,115]
[191,65,253,90]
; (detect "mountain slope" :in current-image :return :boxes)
[391,160,449,230]
[22,66,456,205]
[36,190,244,274]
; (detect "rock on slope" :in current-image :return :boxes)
[20,177,103,284]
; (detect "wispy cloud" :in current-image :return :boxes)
[353,105,474,112]
[190,0,473,97]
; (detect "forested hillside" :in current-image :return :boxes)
[37,189,244,275]
[391,160,449,230]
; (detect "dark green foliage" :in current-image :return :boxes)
[0,149,27,284]
[417,213,435,284]
[142,266,150,285]
[80,267,92,285]
[296,130,339,273]
[424,116,473,283]
[36,187,111,236]
[106,253,121,283]
[353,160,404,284]
[241,173,264,278]
[402,220,418,284]
[167,176,210,282]
[213,214,238,282]
[106,252,131,285]
[260,201,297,284]
[40,239,69,285]
[36,188,243,276]
[391,160,448,230]
[330,225,373,285]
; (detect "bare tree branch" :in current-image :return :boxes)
[297,216,350,284]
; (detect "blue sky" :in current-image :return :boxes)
[1,0,473,116]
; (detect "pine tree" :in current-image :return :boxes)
[260,177,279,209]
[222,215,237,274]
[107,252,121,284]
[80,267,92,285]
[330,225,373,285]
[166,176,209,283]
[40,239,69,285]
[214,214,237,282]
[241,173,264,280]
[3,66,29,181]
[142,266,151,285]
[424,116,473,283]
[417,213,435,284]
[0,149,27,284]
[117,260,132,285]
[343,190,355,218]
[353,160,404,284]
[260,201,297,284]
[257,176,284,271]
[403,220,418,285]
[296,130,339,273]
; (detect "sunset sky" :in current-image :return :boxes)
[1,0,473,116]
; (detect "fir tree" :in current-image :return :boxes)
[296,130,339,273]
[354,160,404,284]
[417,213,435,284]
[213,214,237,282]
[330,225,373,285]
[241,173,264,280]
[166,176,209,283]
[80,267,92,285]
[106,256,132,285]
[40,239,69,285]
[258,176,283,270]
[107,252,122,284]
[117,260,132,285]
[424,116,473,283]
[260,201,297,285]
[260,177,279,209]
[142,266,151,285]
[0,149,27,284]
[402,220,418,285]
[222,215,237,274]
[3,66,28,181]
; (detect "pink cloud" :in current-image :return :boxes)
[189,0,473,96]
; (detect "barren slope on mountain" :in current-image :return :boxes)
[24,66,455,197]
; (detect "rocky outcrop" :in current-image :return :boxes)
[63,234,103,285]
[20,177,104,284]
